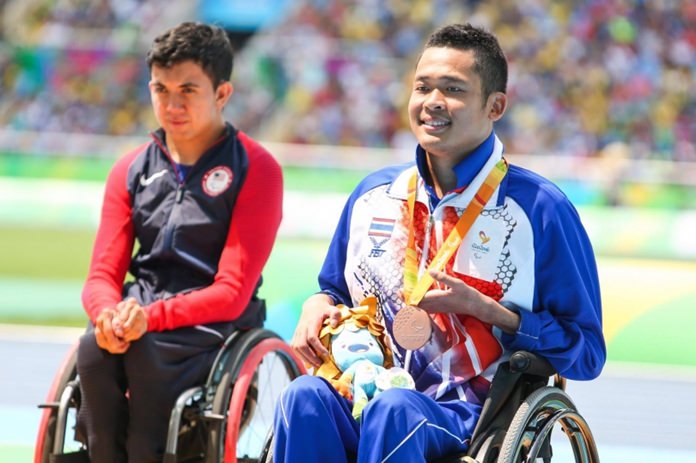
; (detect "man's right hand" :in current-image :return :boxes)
[95,308,130,354]
[291,293,342,368]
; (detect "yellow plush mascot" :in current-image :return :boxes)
[314,296,414,418]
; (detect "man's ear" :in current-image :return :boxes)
[488,92,507,121]
[216,81,234,108]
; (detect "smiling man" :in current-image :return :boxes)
[274,23,605,463]
[76,22,283,462]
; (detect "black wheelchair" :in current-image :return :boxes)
[34,328,306,463]
[444,351,599,463]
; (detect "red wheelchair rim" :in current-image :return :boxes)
[224,338,305,463]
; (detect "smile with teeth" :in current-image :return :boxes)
[422,119,450,128]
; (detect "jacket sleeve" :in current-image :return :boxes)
[499,197,606,381]
[317,195,353,307]
[144,137,283,331]
[81,151,137,323]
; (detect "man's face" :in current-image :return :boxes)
[408,47,505,161]
[149,60,231,148]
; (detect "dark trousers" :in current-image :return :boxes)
[76,323,235,463]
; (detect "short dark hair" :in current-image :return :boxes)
[424,23,508,101]
[146,22,233,88]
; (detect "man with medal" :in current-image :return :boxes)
[274,23,605,463]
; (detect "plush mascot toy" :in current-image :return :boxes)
[314,296,414,419]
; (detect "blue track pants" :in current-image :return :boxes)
[273,375,482,463]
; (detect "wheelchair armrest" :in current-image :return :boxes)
[508,351,556,377]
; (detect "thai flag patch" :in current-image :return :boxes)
[368,217,395,239]
[368,217,395,257]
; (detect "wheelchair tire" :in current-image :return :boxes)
[498,386,599,463]
[207,329,305,463]
[34,342,81,463]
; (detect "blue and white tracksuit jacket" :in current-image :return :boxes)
[275,133,606,462]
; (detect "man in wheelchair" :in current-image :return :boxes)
[75,22,283,463]
[277,23,606,463]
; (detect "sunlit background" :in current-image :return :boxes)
[1,0,695,461]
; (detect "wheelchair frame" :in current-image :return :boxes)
[460,351,599,463]
[35,328,305,463]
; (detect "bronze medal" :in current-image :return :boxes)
[392,305,432,350]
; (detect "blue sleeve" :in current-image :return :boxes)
[317,163,411,307]
[317,195,353,306]
[501,176,606,380]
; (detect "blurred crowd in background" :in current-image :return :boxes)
[1,0,695,162]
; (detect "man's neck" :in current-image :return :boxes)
[166,123,226,165]
[426,154,458,198]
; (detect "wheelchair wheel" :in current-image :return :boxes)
[469,431,501,463]
[207,329,305,463]
[34,342,86,463]
[498,386,599,463]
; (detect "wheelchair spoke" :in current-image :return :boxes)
[207,330,304,463]
[236,351,294,458]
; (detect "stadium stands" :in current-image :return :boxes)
[0,0,694,163]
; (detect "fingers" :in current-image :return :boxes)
[417,289,449,312]
[113,298,136,338]
[327,307,343,328]
[122,305,139,329]
[291,297,337,368]
[95,309,130,354]
[428,269,461,287]
[420,271,467,314]
[122,306,147,342]
[292,314,329,368]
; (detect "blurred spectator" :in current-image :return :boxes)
[226,0,696,161]
[0,0,190,134]
[1,0,695,162]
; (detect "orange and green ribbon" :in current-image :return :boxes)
[403,158,508,306]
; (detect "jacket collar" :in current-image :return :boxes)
[387,133,505,210]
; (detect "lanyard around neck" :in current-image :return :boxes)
[403,158,508,306]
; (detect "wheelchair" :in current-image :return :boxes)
[443,351,599,463]
[34,328,306,463]
[260,351,599,463]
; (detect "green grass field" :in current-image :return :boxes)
[2,224,696,367]
[0,225,327,338]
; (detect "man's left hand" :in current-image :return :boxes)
[418,270,520,334]
[115,297,148,342]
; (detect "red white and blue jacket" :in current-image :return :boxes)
[82,123,283,331]
[318,132,605,404]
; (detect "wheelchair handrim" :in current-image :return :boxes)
[224,337,302,463]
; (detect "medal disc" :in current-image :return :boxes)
[392,306,432,350]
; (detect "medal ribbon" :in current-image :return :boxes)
[403,158,508,306]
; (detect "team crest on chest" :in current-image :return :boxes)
[368,217,395,258]
[202,166,233,197]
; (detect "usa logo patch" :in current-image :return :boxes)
[202,166,233,197]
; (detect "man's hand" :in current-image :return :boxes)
[419,270,520,334]
[95,308,130,354]
[291,293,342,368]
[115,297,148,342]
